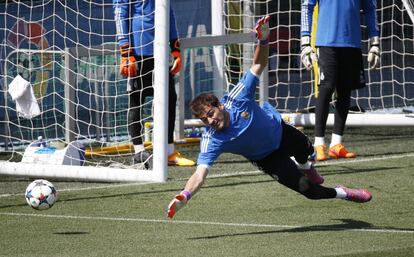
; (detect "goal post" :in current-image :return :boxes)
[402,0,414,24]
[0,0,170,182]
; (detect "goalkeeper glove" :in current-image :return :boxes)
[167,190,191,219]
[119,44,138,77]
[367,36,380,69]
[169,38,182,76]
[300,36,318,71]
[255,15,270,45]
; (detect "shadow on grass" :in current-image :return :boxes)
[319,165,400,176]
[53,231,90,235]
[188,219,414,240]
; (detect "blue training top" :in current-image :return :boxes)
[301,0,379,48]
[197,70,283,168]
[113,0,179,56]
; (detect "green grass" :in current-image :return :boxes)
[1,127,414,257]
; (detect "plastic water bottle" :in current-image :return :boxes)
[37,136,46,148]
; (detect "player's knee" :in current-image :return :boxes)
[298,176,320,200]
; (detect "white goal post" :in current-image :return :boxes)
[402,0,414,24]
[0,0,171,182]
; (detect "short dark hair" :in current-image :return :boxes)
[189,93,220,118]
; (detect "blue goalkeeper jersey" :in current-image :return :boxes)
[301,0,379,48]
[197,70,283,168]
[113,0,179,56]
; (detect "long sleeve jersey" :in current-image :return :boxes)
[113,0,179,56]
[301,0,379,48]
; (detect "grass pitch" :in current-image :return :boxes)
[1,127,414,257]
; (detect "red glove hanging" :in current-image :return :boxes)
[169,39,182,76]
[119,44,138,77]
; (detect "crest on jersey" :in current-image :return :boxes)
[241,111,250,119]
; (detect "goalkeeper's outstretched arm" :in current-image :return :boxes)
[167,16,271,219]
[251,16,270,76]
[167,165,209,218]
[182,165,209,195]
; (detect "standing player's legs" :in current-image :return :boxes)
[167,74,177,145]
[328,48,364,158]
[128,88,144,146]
[166,73,195,166]
[314,47,338,161]
[332,86,351,137]
[128,57,154,165]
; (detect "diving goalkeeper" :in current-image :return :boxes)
[167,16,372,219]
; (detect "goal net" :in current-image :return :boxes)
[258,0,413,124]
[0,0,171,182]
[178,0,413,129]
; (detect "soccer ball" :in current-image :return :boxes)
[25,179,58,210]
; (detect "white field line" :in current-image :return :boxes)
[0,212,413,234]
[1,152,414,198]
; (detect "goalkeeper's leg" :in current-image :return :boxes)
[128,88,144,146]
[278,121,324,184]
[254,154,371,202]
[277,157,334,199]
[167,74,177,145]
[332,87,351,139]
[255,154,335,199]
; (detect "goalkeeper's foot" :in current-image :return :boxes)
[301,165,324,184]
[336,185,372,203]
[133,150,152,169]
[329,144,356,159]
[315,145,327,161]
[168,151,195,167]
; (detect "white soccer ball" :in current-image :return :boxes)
[25,179,58,210]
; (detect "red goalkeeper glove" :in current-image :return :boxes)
[169,38,182,76]
[255,15,270,45]
[167,190,191,218]
[119,44,138,77]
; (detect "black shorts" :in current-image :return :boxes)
[317,47,366,90]
[251,122,314,189]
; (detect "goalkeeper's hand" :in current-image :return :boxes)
[169,38,182,76]
[300,36,318,71]
[255,15,270,44]
[367,36,380,69]
[167,190,191,219]
[119,44,138,77]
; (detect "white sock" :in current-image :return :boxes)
[167,143,175,156]
[335,187,347,199]
[330,133,342,148]
[134,144,145,154]
[314,137,325,146]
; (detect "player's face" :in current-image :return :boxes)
[199,104,229,130]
